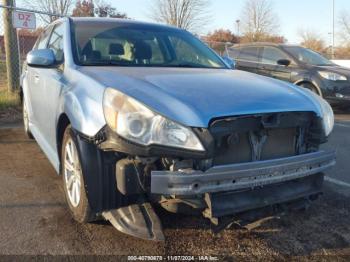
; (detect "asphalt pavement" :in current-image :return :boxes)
[0,113,350,259]
[324,113,350,187]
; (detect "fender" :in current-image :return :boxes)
[72,129,134,213]
[58,69,107,137]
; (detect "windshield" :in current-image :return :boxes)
[284,46,334,66]
[71,21,226,69]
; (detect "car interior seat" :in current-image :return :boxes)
[81,42,102,62]
[133,41,152,64]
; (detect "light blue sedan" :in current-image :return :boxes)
[22,17,336,240]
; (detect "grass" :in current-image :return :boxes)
[0,60,21,111]
[0,60,7,90]
[0,89,20,110]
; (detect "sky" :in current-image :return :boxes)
[8,0,350,45]
[105,0,350,44]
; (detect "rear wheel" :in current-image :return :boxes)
[22,97,34,139]
[61,125,95,223]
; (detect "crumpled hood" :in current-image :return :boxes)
[79,66,322,127]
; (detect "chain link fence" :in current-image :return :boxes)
[0,7,8,93]
[0,3,60,101]
[1,5,20,95]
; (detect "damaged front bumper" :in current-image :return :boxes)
[151,151,336,196]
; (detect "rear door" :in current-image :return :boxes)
[258,46,294,82]
[235,46,260,74]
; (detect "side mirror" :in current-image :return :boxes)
[222,56,236,69]
[277,59,291,67]
[27,49,56,68]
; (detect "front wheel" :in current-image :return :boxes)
[61,125,95,223]
[300,83,320,96]
[22,97,34,139]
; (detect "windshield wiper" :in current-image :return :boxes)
[162,62,213,68]
[80,61,223,69]
[80,60,134,67]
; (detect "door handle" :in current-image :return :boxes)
[34,75,40,83]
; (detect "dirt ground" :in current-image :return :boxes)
[0,106,21,126]
[1,117,350,260]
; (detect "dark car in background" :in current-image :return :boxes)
[228,43,350,107]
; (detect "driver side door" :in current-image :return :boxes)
[258,47,294,82]
[39,23,66,152]
[26,26,53,135]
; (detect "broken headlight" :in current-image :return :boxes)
[319,97,334,137]
[307,90,334,136]
[103,88,205,151]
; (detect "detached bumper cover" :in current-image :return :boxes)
[151,151,336,196]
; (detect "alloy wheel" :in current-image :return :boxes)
[64,138,82,208]
[23,101,29,133]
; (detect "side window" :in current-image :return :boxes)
[239,47,259,62]
[36,27,53,50]
[227,48,240,59]
[169,37,212,66]
[261,47,290,65]
[144,39,165,64]
[48,23,64,63]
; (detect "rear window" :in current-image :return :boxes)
[239,47,259,62]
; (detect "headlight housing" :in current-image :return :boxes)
[306,90,334,136]
[103,88,205,151]
[318,71,347,81]
[319,98,335,136]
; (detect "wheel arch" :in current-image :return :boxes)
[56,113,71,174]
[294,80,323,97]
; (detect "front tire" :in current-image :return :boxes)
[22,97,34,139]
[61,125,95,223]
[300,83,320,96]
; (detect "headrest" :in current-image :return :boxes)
[90,50,101,60]
[109,43,125,55]
[134,41,152,60]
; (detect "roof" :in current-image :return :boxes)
[232,42,301,48]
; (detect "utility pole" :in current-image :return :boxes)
[332,0,335,59]
[236,19,240,37]
[3,0,20,93]
[328,32,333,58]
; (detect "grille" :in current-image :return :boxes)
[209,112,315,166]
[212,128,297,165]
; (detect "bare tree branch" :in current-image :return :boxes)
[93,0,128,18]
[297,29,326,53]
[339,10,350,44]
[22,0,74,24]
[240,0,279,42]
[149,0,211,33]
